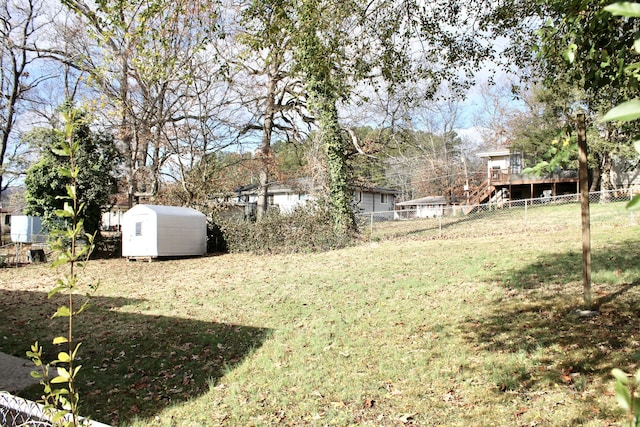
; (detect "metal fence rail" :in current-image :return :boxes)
[0,392,110,427]
[0,392,52,427]
[358,190,637,241]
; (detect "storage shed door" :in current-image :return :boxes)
[126,214,153,256]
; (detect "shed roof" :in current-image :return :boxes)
[125,204,205,217]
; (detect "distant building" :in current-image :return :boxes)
[1,187,27,246]
[466,149,579,212]
[394,196,449,219]
[236,180,399,218]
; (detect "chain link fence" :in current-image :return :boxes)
[0,392,110,427]
[358,190,638,241]
[0,392,53,427]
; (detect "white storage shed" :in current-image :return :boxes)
[121,204,207,259]
[11,216,46,243]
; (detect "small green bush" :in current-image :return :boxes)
[219,202,355,254]
[612,368,640,427]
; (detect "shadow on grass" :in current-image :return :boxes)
[498,241,639,292]
[372,214,481,240]
[463,239,640,419]
[0,289,271,426]
[377,208,528,240]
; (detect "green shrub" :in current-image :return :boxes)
[612,368,640,427]
[219,202,356,254]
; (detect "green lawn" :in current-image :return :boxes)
[1,203,639,426]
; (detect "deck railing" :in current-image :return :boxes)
[488,168,579,185]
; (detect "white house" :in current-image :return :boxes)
[121,204,207,259]
[237,182,313,213]
[394,196,448,219]
[236,181,398,215]
[101,204,128,231]
[477,149,523,181]
[471,148,578,206]
[351,185,398,213]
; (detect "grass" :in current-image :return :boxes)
[1,202,639,426]
[366,199,636,241]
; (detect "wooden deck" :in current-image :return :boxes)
[465,169,580,212]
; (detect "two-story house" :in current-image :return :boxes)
[467,149,579,210]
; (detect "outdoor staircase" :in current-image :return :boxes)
[464,180,495,214]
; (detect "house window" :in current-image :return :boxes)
[491,166,501,180]
[510,153,522,174]
[380,193,388,204]
[4,215,9,226]
[135,222,142,236]
[268,195,274,205]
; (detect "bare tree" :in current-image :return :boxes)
[470,78,527,150]
[0,0,59,244]
[219,0,309,220]
[0,0,52,193]
[161,63,245,208]
[368,87,476,202]
[54,0,220,206]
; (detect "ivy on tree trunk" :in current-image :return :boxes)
[294,0,356,234]
[315,94,356,233]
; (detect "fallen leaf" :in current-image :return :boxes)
[397,413,417,423]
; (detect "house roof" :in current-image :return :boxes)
[351,185,400,195]
[477,149,511,158]
[396,196,447,206]
[237,180,400,195]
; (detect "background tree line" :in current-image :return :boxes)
[1,0,638,236]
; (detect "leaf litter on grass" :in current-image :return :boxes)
[0,218,639,425]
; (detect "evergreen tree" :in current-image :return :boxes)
[24,106,120,237]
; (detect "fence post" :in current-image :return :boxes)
[631,190,636,226]
[438,214,442,237]
[524,201,528,233]
[369,212,374,241]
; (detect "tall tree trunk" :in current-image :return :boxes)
[577,113,592,308]
[600,152,613,202]
[149,88,167,202]
[0,108,10,246]
[589,151,601,193]
[1,23,26,207]
[256,74,277,221]
[317,94,355,233]
[150,142,161,202]
[118,52,136,208]
[294,0,355,234]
